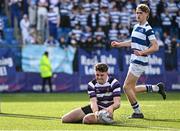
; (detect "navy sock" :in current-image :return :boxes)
[131,102,141,114]
[146,84,153,92]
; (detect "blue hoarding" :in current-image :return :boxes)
[78,48,120,75]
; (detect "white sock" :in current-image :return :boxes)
[152,85,159,92]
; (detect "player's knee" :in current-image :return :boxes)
[123,83,132,93]
[82,116,90,124]
[61,115,69,123]
[123,84,129,90]
[61,116,66,123]
[82,115,95,124]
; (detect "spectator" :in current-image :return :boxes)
[108,23,119,41]
[37,0,48,41]
[70,5,80,28]
[93,27,106,48]
[47,5,59,39]
[164,32,177,71]
[59,36,68,49]
[160,9,172,34]
[20,14,30,45]
[156,0,165,17]
[81,0,91,14]
[80,26,93,51]
[69,33,78,47]
[8,0,22,28]
[59,0,72,28]
[119,24,130,41]
[69,24,82,42]
[119,7,130,28]
[26,26,37,44]
[87,8,99,32]
[78,7,88,29]
[28,0,37,26]
[94,27,105,39]
[109,5,120,25]
[90,0,99,13]
[98,6,110,36]
[166,0,178,17]
[44,35,59,46]
[49,0,60,15]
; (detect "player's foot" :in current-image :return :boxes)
[128,113,144,119]
[157,82,166,100]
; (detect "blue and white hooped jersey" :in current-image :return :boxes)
[130,21,156,66]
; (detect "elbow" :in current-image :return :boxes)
[156,45,159,51]
[154,44,159,52]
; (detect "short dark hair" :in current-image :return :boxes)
[44,51,48,56]
[95,63,108,72]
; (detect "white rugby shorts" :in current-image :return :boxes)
[128,63,147,77]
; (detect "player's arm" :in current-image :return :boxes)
[111,40,131,48]
[134,39,159,56]
[106,97,121,114]
[90,97,99,114]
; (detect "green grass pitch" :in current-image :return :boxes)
[0,92,180,131]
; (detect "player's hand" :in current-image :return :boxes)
[111,41,121,47]
[105,108,113,118]
[94,111,99,120]
[134,50,144,56]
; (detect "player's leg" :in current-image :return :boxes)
[135,83,166,100]
[83,113,98,124]
[123,64,145,118]
[123,72,138,104]
[62,105,93,123]
[83,111,114,124]
[123,72,144,118]
[62,107,86,123]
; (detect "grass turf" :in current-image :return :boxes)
[0,92,180,130]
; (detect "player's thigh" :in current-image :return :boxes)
[128,63,146,78]
[62,107,85,122]
[124,71,139,88]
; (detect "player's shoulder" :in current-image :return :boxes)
[108,76,119,84]
[133,23,139,29]
[89,78,97,85]
[145,22,153,31]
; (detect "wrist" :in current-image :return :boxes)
[94,111,99,116]
[141,51,146,56]
[107,107,114,113]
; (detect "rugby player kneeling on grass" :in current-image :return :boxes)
[62,63,121,124]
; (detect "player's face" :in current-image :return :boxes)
[95,71,108,84]
[136,9,148,24]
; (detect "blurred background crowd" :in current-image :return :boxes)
[0,0,179,72]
